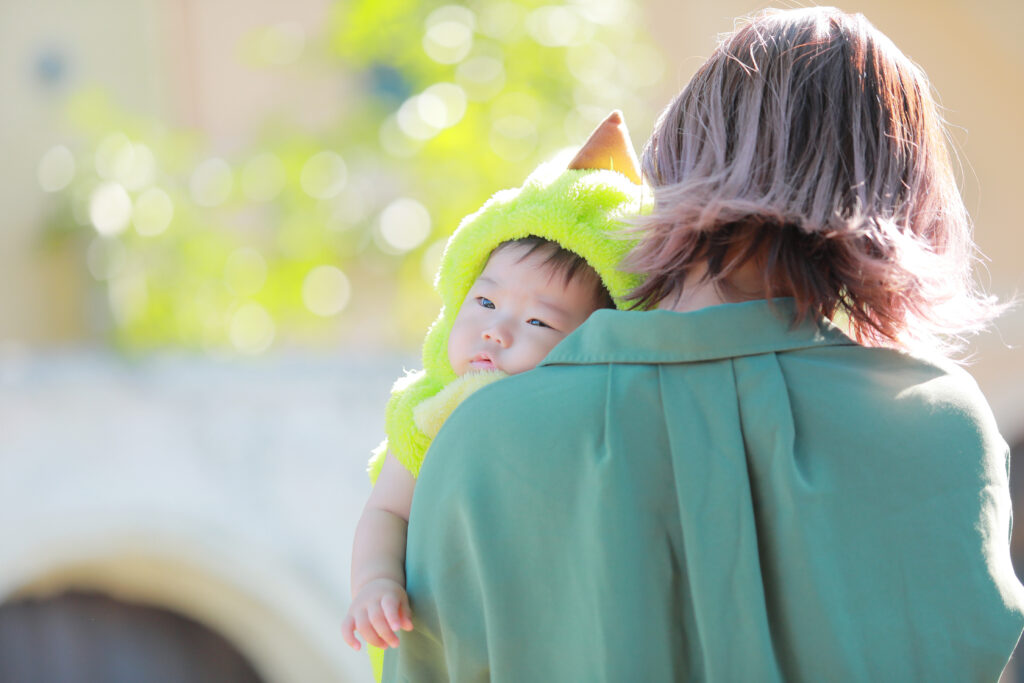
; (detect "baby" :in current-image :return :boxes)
[446,236,614,376]
[341,111,645,677]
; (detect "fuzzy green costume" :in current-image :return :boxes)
[367,154,646,484]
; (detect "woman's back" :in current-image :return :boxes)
[390,300,1023,681]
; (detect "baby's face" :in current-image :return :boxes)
[448,244,602,376]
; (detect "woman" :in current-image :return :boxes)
[384,8,1024,681]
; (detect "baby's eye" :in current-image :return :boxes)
[527,319,553,329]
[476,297,495,309]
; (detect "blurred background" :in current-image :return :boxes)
[0,0,1021,680]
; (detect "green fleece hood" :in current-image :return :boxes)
[369,114,647,482]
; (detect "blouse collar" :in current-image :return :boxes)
[541,298,856,366]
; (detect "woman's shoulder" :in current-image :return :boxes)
[866,345,990,411]
[793,343,1005,452]
[901,353,1004,448]
[437,363,612,440]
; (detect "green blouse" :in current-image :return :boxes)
[386,299,1024,682]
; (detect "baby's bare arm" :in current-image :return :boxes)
[342,454,416,650]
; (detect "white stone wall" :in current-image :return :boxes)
[0,349,414,682]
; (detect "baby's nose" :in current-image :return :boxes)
[482,326,509,347]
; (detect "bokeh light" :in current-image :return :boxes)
[574,0,630,25]
[378,198,431,253]
[94,132,129,178]
[397,95,439,140]
[132,187,174,237]
[89,182,133,236]
[424,83,467,128]
[490,115,537,161]
[300,150,348,200]
[420,239,447,286]
[379,115,421,158]
[423,5,475,64]
[478,2,525,41]
[229,302,275,354]
[86,237,127,281]
[108,269,148,325]
[330,187,372,228]
[190,158,233,207]
[241,153,287,202]
[456,56,505,101]
[119,143,156,191]
[95,133,155,191]
[224,247,268,297]
[527,6,587,47]
[38,145,76,192]
[567,42,616,85]
[397,83,467,140]
[302,265,351,317]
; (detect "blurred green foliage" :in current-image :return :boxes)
[41,0,663,353]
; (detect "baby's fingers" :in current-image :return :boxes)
[397,593,414,631]
[341,615,361,651]
[368,605,401,648]
[355,612,391,650]
[381,594,412,633]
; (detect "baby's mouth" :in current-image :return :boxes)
[469,353,497,370]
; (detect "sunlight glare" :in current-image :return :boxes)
[302,265,351,317]
[379,198,431,252]
[89,182,133,236]
[224,247,268,297]
[301,151,348,199]
[490,115,537,161]
[108,269,148,325]
[380,115,422,158]
[133,187,174,237]
[242,153,286,202]
[229,302,275,354]
[424,83,467,127]
[527,6,582,47]
[456,56,505,101]
[190,158,233,207]
[420,238,447,285]
[423,6,475,64]
[478,2,524,41]
[86,237,127,281]
[95,133,155,190]
[572,0,629,25]
[567,42,616,84]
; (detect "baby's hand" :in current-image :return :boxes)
[341,577,414,651]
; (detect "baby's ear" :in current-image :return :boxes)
[566,110,642,184]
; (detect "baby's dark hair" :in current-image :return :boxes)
[492,237,615,310]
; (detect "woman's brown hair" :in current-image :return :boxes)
[629,7,1000,355]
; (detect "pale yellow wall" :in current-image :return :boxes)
[0,0,164,343]
[157,0,340,154]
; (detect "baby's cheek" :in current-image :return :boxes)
[517,341,554,374]
[446,333,460,370]
[447,343,463,374]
